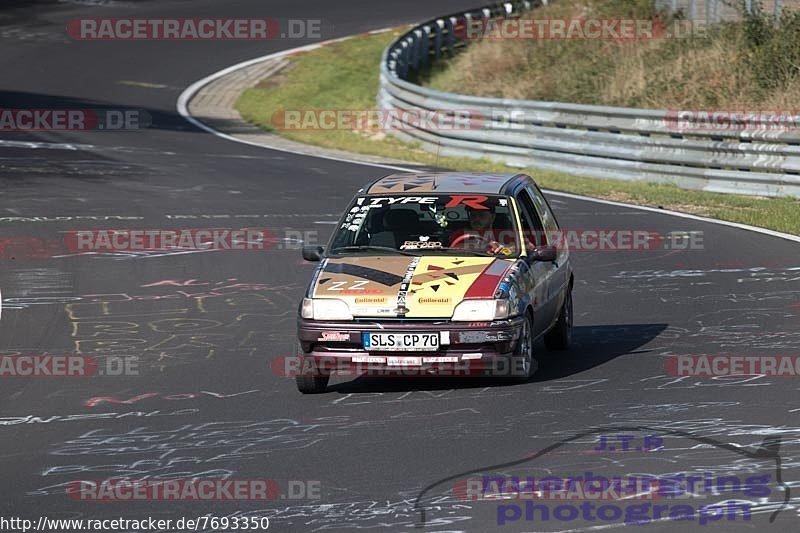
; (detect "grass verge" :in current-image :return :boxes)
[424,0,800,108]
[235,29,800,235]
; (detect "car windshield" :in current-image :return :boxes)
[328,194,520,257]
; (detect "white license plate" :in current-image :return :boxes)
[362,332,440,352]
[386,357,423,366]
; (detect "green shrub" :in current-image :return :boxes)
[740,2,800,90]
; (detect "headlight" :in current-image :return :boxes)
[301,298,353,320]
[451,299,510,321]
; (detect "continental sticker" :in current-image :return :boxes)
[354,296,387,304]
[418,297,451,304]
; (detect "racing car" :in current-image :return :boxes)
[295,172,573,393]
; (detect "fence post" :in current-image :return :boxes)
[463,12,473,44]
[445,17,455,55]
[409,30,422,70]
[433,20,443,61]
[418,26,430,68]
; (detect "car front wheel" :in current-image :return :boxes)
[294,344,330,394]
[506,312,537,381]
[295,373,330,394]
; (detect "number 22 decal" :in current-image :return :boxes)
[329,280,369,291]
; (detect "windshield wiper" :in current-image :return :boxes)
[331,245,418,256]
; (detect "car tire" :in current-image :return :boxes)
[293,343,329,394]
[295,373,330,394]
[506,312,536,381]
[544,289,573,351]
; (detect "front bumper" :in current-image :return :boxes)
[295,316,525,377]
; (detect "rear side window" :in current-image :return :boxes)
[526,184,560,233]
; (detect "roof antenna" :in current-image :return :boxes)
[434,139,441,171]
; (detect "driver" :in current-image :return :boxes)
[448,205,515,254]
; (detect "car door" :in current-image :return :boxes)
[526,183,570,319]
[514,188,557,338]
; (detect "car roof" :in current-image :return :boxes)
[363,172,528,195]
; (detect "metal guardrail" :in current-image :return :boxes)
[377,1,800,197]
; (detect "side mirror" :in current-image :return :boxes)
[530,245,557,262]
[302,245,324,262]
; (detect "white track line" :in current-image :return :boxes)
[176,28,411,172]
[544,191,800,243]
[176,34,800,245]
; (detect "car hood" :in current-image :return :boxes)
[311,255,514,318]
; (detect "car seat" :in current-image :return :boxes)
[369,208,419,248]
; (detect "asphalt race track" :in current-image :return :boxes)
[0,1,799,532]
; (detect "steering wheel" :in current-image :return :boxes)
[449,232,488,248]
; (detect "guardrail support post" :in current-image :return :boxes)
[400,40,410,79]
[419,26,430,68]
[433,20,443,60]
[409,31,421,71]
